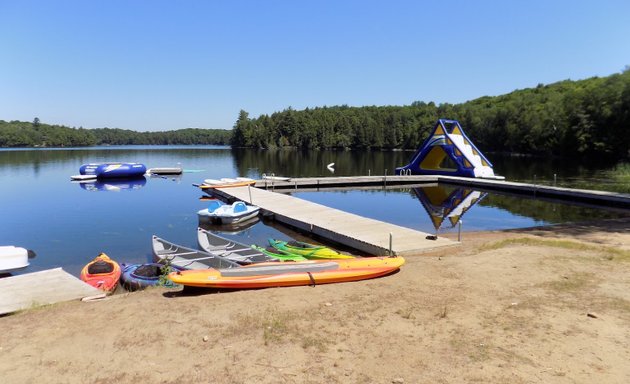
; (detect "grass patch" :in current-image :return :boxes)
[479,237,630,261]
[542,272,598,293]
[301,335,329,352]
[262,311,295,345]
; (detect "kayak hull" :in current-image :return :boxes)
[168,256,405,289]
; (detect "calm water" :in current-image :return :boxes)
[1,146,628,276]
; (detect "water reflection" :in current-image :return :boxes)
[413,186,487,231]
[77,177,146,192]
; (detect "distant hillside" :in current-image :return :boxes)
[232,69,630,160]
[0,122,231,147]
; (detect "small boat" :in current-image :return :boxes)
[80,253,121,292]
[251,244,308,262]
[70,174,97,181]
[268,239,354,260]
[146,166,183,175]
[197,201,260,224]
[168,256,405,289]
[152,235,241,270]
[262,174,291,182]
[0,246,30,273]
[79,162,147,179]
[200,177,256,189]
[197,228,277,264]
[120,263,182,291]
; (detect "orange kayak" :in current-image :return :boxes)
[80,253,121,292]
[168,256,404,289]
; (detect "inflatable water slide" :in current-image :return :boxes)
[396,119,503,179]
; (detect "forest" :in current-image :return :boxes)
[232,69,630,160]
[2,69,629,160]
[0,123,231,147]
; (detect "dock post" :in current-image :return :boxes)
[458,220,463,242]
[389,232,393,255]
[248,185,253,204]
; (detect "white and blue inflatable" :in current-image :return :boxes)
[79,162,147,179]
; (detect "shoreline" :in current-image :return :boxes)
[1,218,629,383]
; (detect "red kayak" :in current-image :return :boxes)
[80,253,121,292]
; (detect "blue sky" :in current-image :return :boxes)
[1,1,629,131]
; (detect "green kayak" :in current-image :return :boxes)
[268,239,354,260]
[251,245,308,262]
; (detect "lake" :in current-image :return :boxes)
[1,146,628,276]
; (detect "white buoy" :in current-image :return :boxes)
[327,163,335,173]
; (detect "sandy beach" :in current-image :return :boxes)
[1,218,629,383]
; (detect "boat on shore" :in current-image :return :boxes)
[197,228,277,264]
[268,239,354,260]
[0,246,30,273]
[152,235,241,270]
[168,256,405,289]
[79,253,121,292]
[120,263,181,291]
[251,244,308,262]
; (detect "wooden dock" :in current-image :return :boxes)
[0,268,103,315]
[210,185,457,256]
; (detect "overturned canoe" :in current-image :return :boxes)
[168,256,405,289]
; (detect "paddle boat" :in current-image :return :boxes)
[0,246,30,273]
[168,256,405,289]
[80,253,121,293]
[197,200,260,225]
[268,239,354,260]
[120,263,182,291]
[78,162,147,179]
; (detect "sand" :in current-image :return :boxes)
[1,218,629,383]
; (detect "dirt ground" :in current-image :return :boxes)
[1,218,629,384]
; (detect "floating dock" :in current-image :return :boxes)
[0,268,103,315]
[209,185,457,256]
[204,175,630,256]
[254,175,630,210]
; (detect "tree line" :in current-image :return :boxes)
[2,69,629,160]
[232,69,630,161]
[0,122,231,147]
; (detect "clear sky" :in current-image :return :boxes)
[1,0,629,131]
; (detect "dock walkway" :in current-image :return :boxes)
[210,186,456,256]
[0,268,102,315]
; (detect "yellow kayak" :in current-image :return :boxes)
[168,256,405,289]
[268,239,354,259]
